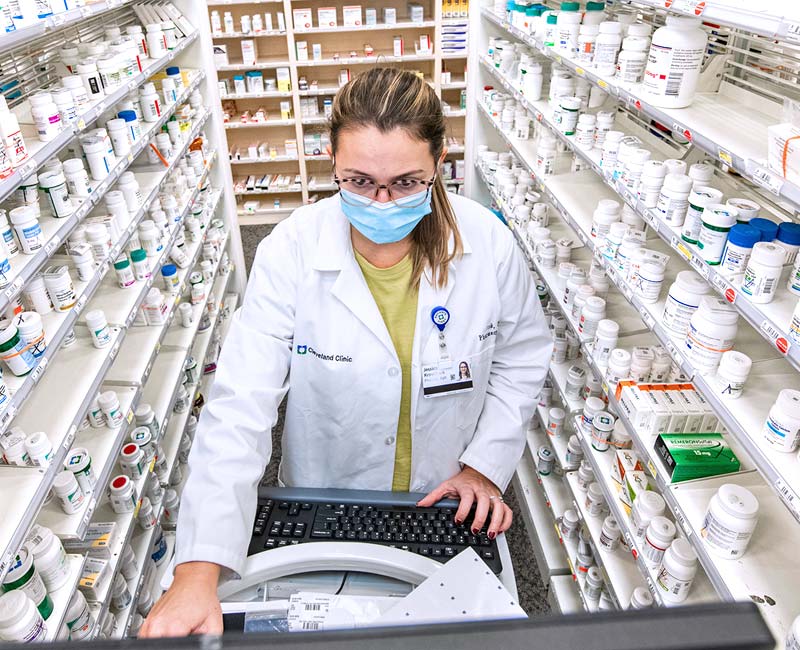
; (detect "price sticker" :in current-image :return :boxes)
[4,276,24,300]
[760,320,791,355]
[647,460,657,480]
[31,358,48,383]
[665,339,681,362]
[19,159,37,181]
[775,479,800,521]
[73,294,87,314]
[642,310,655,329]
[674,240,692,261]
[76,118,86,131]
[597,80,609,90]
[749,164,784,196]
[672,123,692,141]
[0,406,18,430]
[717,147,733,167]
[64,424,76,448]
[44,236,60,256]
[786,21,800,43]
[650,216,660,234]
[690,255,710,279]
[110,341,120,359]
[575,67,585,76]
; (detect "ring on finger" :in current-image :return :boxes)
[488,495,504,503]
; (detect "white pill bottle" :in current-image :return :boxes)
[642,16,707,108]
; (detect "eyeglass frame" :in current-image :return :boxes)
[333,171,438,207]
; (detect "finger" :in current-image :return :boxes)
[416,482,453,507]
[487,499,506,538]
[470,491,491,533]
[499,504,514,532]
[454,485,476,524]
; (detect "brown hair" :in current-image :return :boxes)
[330,67,463,288]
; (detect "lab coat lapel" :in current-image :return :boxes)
[314,199,398,361]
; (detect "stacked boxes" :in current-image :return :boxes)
[616,381,719,436]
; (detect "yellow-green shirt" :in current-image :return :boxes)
[354,250,418,491]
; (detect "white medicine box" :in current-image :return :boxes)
[408,3,424,22]
[213,44,228,66]
[317,7,337,27]
[241,40,257,66]
[296,41,309,61]
[292,7,313,30]
[383,7,396,24]
[343,5,362,26]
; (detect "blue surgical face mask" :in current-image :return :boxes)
[339,188,432,244]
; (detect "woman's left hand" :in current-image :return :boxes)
[416,466,513,539]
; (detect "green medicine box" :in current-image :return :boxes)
[654,433,741,482]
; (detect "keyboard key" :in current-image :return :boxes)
[444,547,456,557]
[419,547,431,556]
[269,525,281,536]
[334,531,346,539]
[264,538,277,549]
[311,529,332,538]
[481,550,495,561]
[357,531,369,541]
[295,523,307,534]
[432,548,443,557]
[288,505,300,517]
[293,528,305,538]
[281,526,294,537]
[346,531,357,540]
[369,532,381,541]
[278,540,289,547]
[278,502,290,510]
[301,503,313,510]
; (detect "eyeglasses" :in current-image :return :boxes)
[334,173,437,208]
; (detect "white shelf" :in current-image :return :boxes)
[0,34,199,210]
[212,30,286,38]
[294,20,436,34]
[480,8,800,228]
[512,459,571,579]
[224,119,296,128]
[550,574,583,615]
[0,68,205,336]
[0,1,135,54]
[221,91,293,100]
[297,53,435,67]
[476,81,800,528]
[565,471,647,610]
[230,156,299,164]
[218,60,292,71]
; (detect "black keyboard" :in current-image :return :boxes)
[248,487,503,574]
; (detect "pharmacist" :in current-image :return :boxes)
[141,68,551,637]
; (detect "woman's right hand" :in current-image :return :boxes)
[139,562,223,638]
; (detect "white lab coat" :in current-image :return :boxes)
[175,193,552,577]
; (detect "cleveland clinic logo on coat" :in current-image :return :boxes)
[295,344,352,363]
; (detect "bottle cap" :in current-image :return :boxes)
[749,218,779,242]
[726,224,760,249]
[777,222,800,246]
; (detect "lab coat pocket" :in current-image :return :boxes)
[455,347,493,431]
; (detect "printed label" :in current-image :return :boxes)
[775,479,800,521]
[749,164,784,196]
[760,320,790,355]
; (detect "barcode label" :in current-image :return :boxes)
[760,319,791,355]
[666,72,684,97]
[690,255,710,279]
[301,621,321,630]
[785,21,800,43]
[775,479,800,520]
[304,603,322,611]
[750,165,784,196]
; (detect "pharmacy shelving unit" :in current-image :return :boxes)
[0,1,245,640]
[207,0,469,223]
[468,1,800,636]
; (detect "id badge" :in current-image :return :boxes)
[422,360,474,398]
